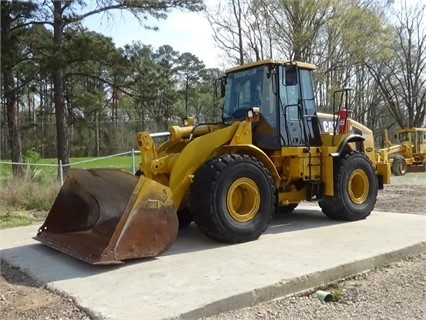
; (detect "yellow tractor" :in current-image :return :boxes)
[376,127,426,175]
[35,60,391,264]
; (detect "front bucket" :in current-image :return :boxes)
[34,168,178,265]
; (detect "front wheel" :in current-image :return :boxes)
[190,154,275,243]
[319,151,378,221]
[391,155,407,176]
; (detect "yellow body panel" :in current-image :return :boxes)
[376,162,391,184]
[167,124,238,208]
[278,187,307,205]
[137,112,391,210]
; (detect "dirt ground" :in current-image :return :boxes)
[1,172,425,320]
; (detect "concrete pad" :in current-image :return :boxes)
[1,206,425,320]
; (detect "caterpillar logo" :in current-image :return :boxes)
[320,120,335,133]
[317,113,358,134]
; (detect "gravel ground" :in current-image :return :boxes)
[203,253,426,320]
[1,173,425,320]
[0,260,91,320]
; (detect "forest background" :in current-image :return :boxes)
[1,0,425,178]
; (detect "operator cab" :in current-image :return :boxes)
[221,60,321,150]
[397,128,426,154]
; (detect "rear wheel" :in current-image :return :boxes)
[391,155,407,176]
[190,154,275,243]
[319,151,378,221]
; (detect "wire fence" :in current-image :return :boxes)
[0,149,140,185]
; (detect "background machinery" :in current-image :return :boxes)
[376,127,426,175]
[35,60,391,264]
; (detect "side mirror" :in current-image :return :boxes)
[215,76,226,99]
[220,76,226,98]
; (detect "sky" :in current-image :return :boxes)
[82,7,222,69]
[81,0,423,71]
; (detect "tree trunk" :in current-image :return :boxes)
[53,1,70,176]
[4,72,24,177]
[231,0,244,65]
[1,8,24,177]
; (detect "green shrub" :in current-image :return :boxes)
[23,148,41,163]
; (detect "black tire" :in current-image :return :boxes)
[190,154,275,243]
[278,203,298,214]
[177,208,193,229]
[318,151,378,221]
[391,155,407,176]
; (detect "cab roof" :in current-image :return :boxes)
[225,59,317,74]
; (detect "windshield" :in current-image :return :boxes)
[222,66,276,122]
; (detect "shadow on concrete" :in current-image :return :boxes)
[267,208,344,234]
[166,208,345,256]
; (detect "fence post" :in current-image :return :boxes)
[131,149,136,174]
[59,160,64,186]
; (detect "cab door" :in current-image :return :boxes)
[278,65,321,147]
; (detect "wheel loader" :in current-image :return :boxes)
[35,60,391,264]
[376,127,426,175]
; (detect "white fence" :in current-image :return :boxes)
[0,149,140,185]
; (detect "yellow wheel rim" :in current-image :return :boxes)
[227,178,260,222]
[348,169,369,204]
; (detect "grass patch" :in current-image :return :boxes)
[70,155,135,171]
[0,175,60,213]
[330,288,343,302]
[0,211,32,229]
[1,155,136,180]
[0,162,14,180]
[0,154,138,228]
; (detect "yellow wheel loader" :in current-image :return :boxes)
[35,60,391,264]
[376,127,426,175]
